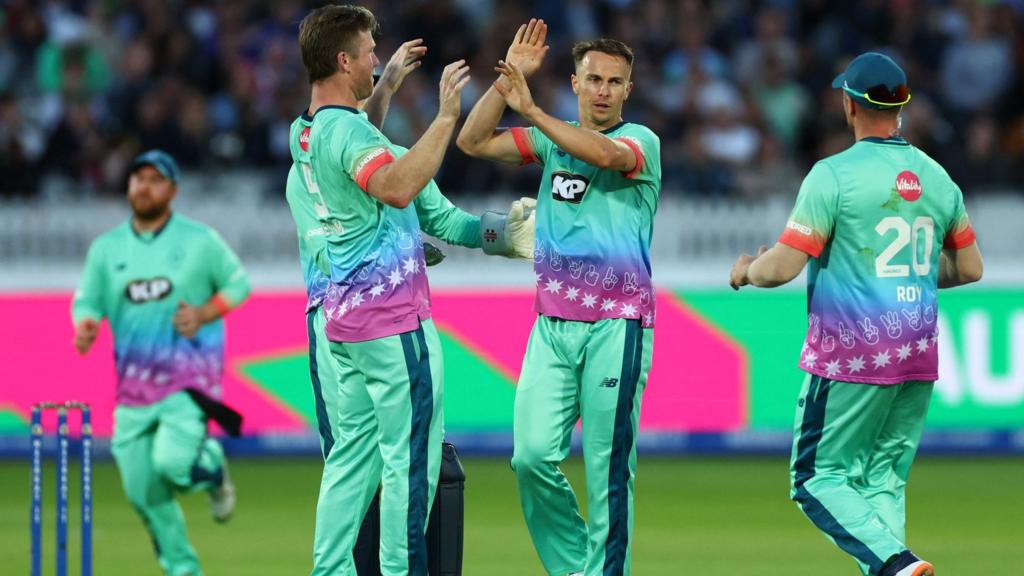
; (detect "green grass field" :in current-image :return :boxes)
[1,456,1020,575]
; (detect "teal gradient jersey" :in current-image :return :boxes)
[71,215,251,405]
[285,113,331,312]
[778,136,976,384]
[511,122,661,327]
[298,107,480,342]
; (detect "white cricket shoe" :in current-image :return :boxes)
[208,462,236,523]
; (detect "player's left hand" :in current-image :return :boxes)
[173,300,204,339]
[730,245,767,290]
[507,197,537,259]
[378,38,427,93]
[493,60,536,117]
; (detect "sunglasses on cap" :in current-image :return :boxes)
[842,81,912,107]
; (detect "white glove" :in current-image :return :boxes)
[479,197,536,259]
[506,197,536,260]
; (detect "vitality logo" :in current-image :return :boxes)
[551,172,590,204]
[125,277,173,303]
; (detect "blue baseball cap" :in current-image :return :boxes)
[832,52,911,110]
[130,149,180,183]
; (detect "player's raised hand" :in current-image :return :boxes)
[73,318,99,355]
[378,38,427,93]
[505,19,549,79]
[173,300,203,339]
[493,60,536,116]
[438,59,471,120]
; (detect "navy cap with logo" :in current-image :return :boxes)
[832,52,911,110]
[130,149,181,184]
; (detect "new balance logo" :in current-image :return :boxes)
[599,377,619,388]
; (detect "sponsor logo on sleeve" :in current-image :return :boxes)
[551,171,590,203]
[895,170,922,202]
[125,277,173,303]
[786,220,813,236]
[354,148,388,176]
[299,126,311,152]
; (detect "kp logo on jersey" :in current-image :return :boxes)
[125,277,173,303]
[551,171,590,204]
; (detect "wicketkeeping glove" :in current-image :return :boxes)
[479,197,536,259]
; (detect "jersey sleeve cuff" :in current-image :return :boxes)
[354,149,396,192]
[614,137,645,179]
[779,228,825,258]
[943,225,976,250]
[210,293,233,316]
[509,127,539,166]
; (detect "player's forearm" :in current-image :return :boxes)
[938,249,983,288]
[362,84,395,130]
[421,208,481,248]
[747,251,799,288]
[372,116,457,208]
[456,85,508,157]
[523,105,632,170]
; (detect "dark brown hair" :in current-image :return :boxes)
[571,38,634,69]
[298,5,378,84]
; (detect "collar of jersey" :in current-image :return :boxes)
[131,212,173,242]
[311,105,360,117]
[859,135,909,146]
[599,120,626,135]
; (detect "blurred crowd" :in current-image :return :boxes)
[2,0,1024,199]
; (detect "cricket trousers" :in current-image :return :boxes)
[512,316,653,576]
[311,313,444,576]
[790,375,933,575]
[111,390,227,576]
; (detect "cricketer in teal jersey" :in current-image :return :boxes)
[72,150,251,576]
[459,21,660,576]
[730,53,983,576]
[295,6,533,575]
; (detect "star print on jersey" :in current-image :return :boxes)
[600,298,617,312]
[916,337,929,354]
[565,286,579,301]
[402,256,419,276]
[825,359,841,378]
[544,278,563,294]
[582,293,597,309]
[350,291,364,308]
[388,268,403,288]
[846,356,866,374]
[897,343,913,363]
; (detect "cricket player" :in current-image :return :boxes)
[458,20,661,576]
[729,52,983,576]
[295,6,533,575]
[72,150,251,576]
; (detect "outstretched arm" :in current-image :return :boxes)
[493,60,638,172]
[730,243,809,290]
[362,39,427,129]
[456,19,548,164]
[363,60,470,208]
